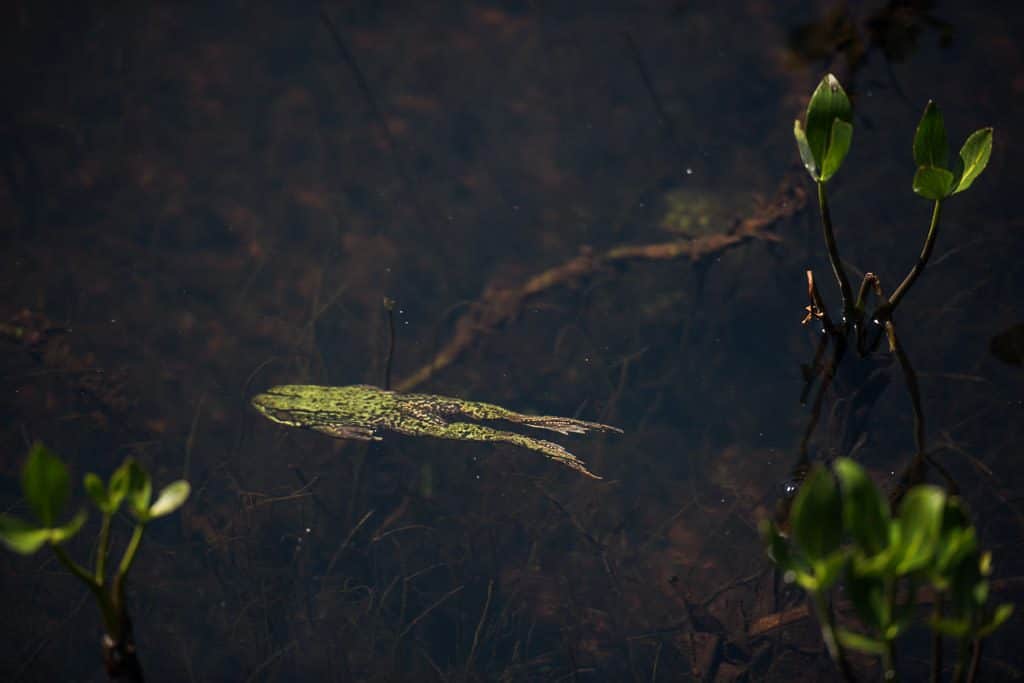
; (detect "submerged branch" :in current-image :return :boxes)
[397,176,806,392]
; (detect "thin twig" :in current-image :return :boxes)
[464,579,494,680]
[397,585,465,642]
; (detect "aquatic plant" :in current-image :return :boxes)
[0,443,190,682]
[795,73,992,333]
[762,459,1012,682]
[791,73,993,498]
[770,75,1008,682]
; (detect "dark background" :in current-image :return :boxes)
[2,1,1022,680]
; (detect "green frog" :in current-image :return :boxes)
[251,384,621,479]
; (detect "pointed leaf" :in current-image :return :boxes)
[834,458,890,555]
[791,465,843,563]
[148,480,190,518]
[125,460,152,518]
[0,515,50,554]
[812,549,849,591]
[805,74,853,174]
[108,460,131,511]
[913,166,955,200]
[821,119,853,181]
[21,443,69,527]
[913,101,948,169]
[48,509,87,544]
[931,616,972,639]
[976,603,1014,638]
[837,628,887,655]
[893,485,946,573]
[794,119,819,179]
[953,128,993,194]
[84,473,110,512]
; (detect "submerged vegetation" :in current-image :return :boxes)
[765,74,1008,682]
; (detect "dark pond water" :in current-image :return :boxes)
[2,2,1022,681]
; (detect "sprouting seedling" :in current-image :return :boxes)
[0,443,190,681]
[789,74,994,511]
[794,73,994,332]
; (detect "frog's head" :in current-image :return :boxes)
[251,384,319,427]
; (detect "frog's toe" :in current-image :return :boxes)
[519,416,623,436]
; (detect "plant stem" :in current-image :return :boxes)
[882,576,900,682]
[117,523,145,578]
[886,199,943,315]
[112,522,145,633]
[883,637,899,682]
[931,600,943,683]
[952,637,969,683]
[96,512,111,584]
[817,181,854,323]
[812,592,857,682]
[966,638,983,683]
[52,544,118,634]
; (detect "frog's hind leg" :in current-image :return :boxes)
[429,422,602,479]
[444,398,623,437]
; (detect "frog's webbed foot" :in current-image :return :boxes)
[434,422,603,479]
[515,415,623,437]
[312,424,382,441]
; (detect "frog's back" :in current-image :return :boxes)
[323,384,398,425]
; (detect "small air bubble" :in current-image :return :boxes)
[685,168,694,175]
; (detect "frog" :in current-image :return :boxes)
[251,384,622,479]
[659,186,754,238]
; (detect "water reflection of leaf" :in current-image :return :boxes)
[989,323,1024,367]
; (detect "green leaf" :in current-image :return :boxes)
[837,628,887,655]
[48,509,87,544]
[148,480,190,518]
[953,127,993,194]
[805,74,853,176]
[812,549,849,592]
[893,485,946,574]
[821,119,853,181]
[794,568,820,592]
[791,465,843,563]
[913,101,948,169]
[108,460,131,511]
[0,515,50,554]
[124,459,152,519]
[21,443,69,527]
[794,119,818,179]
[84,473,110,512]
[931,615,972,638]
[913,166,955,200]
[977,603,1014,638]
[834,458,890,555]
